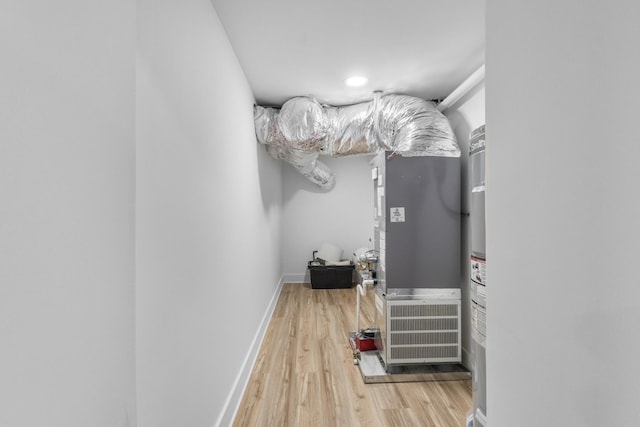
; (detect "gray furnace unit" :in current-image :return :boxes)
[372,151,461,368]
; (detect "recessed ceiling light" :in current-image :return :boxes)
[345,76,368,87]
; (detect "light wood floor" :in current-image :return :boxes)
[232,283,472,427]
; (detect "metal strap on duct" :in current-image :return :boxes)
[254,93,460,190]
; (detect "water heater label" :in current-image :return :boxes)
[470,256,486,285]
[471,302,486,347]
[389,207,405,222]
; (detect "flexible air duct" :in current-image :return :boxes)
[254,93,460,190]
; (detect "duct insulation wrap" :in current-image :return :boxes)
[254,93,460,190]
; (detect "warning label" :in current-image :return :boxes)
[389,207,405,222]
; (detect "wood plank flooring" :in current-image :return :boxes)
[232,283,472,427]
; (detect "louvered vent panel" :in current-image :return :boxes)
[390,304,458,317]
[391,318,458,332]
[390,331,459,346]
[390,345,459,360]
[386,299,461,365]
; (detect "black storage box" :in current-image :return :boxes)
[308,260,354,289]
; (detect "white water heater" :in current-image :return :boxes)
[469,124,487,426]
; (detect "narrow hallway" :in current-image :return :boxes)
[233,283,471,426]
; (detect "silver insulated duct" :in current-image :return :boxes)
[254,93,460,190]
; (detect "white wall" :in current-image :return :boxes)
[282,156,374,281]
[136,0,282,426]
[444,84,486,368]
[0,2,136,427]
[487,1,640,425]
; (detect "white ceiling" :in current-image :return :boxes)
[210,0,485,107]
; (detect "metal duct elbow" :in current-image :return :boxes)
[254,94,459,190]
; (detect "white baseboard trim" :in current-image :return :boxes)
[214,276,285,427]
